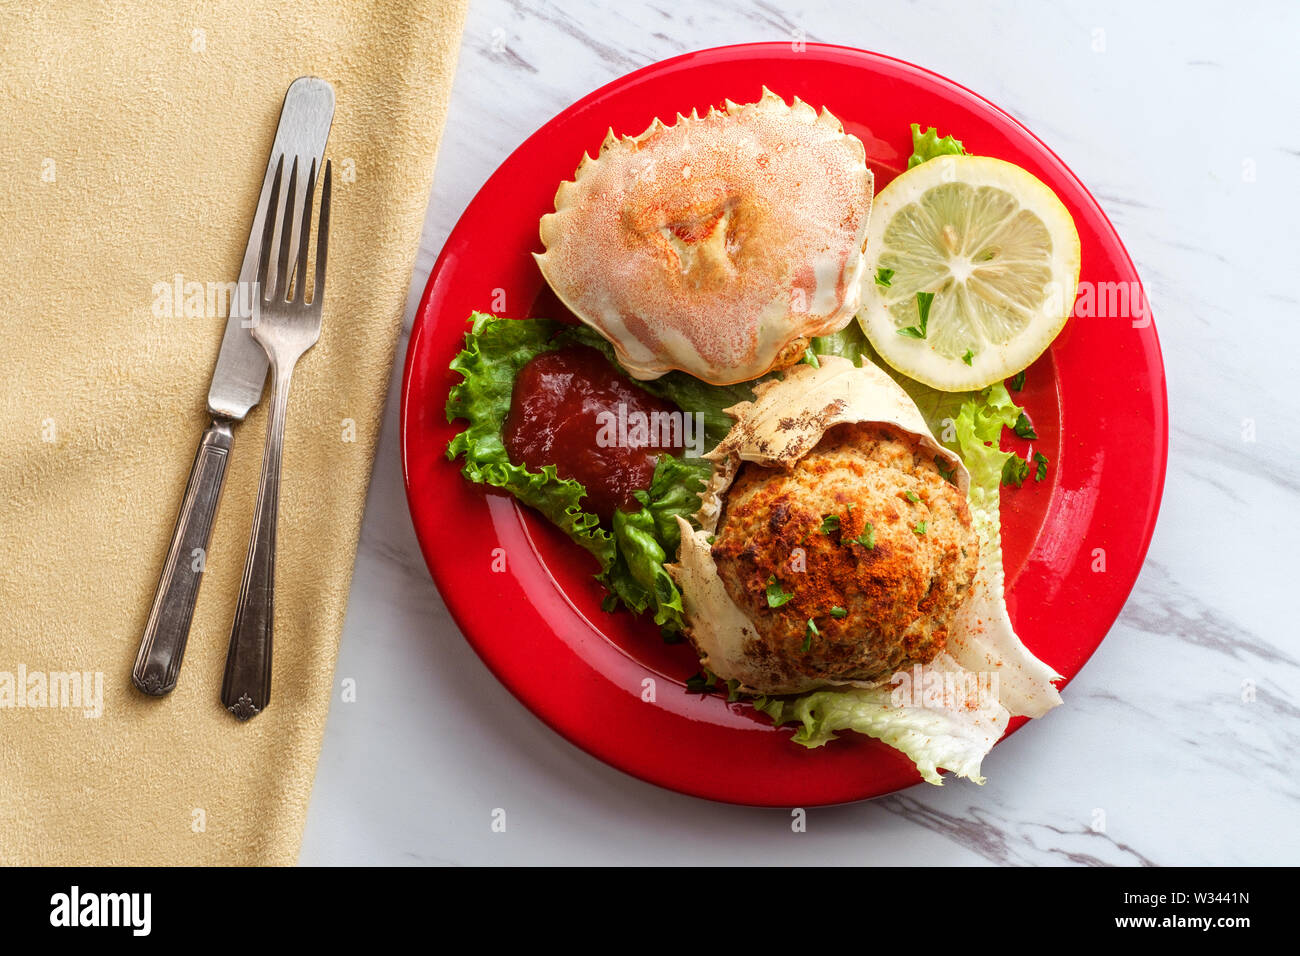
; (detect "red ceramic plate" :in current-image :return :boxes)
[400,43,1167,805]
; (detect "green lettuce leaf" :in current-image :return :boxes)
[809,320,873,364]
[604,508,675,622]
[907,123,968,168]
[752,654,1008,785]
[606,455,711,630]
[445,312,613,566]
[635,454,714,558]
[446,312,710,632]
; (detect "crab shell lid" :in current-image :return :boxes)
[669,356,1062,718]
[534,89,874,386]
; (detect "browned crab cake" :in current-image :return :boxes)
[710,423,979,686]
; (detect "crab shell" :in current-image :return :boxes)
[668,355,970,695]
[535,89,874,385]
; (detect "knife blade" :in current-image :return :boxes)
[132,77,336,697]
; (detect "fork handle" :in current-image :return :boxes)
[132,418,234,696]
[221,362,294,720]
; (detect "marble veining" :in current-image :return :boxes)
[298,0,1300,865]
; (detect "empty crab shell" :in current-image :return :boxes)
[535,89,874,385]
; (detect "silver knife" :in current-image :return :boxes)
[132,77,336,697]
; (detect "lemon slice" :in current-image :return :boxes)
[857,155,1080,391]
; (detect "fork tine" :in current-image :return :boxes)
[265,158,289,302]
[254,156,283,306]
[312,160,331,306]
[257,156,284,301]
[292,158,318,304]
[273,158,299,301]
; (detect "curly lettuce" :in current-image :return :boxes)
[752,654,1008,785]
[446,313,709,632]
[445,312,614,564]
[907,123,968,168]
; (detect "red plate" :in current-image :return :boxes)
[400,44,1167,805]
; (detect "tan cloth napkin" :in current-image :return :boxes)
[0,0,466,865]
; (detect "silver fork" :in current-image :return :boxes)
[221,155,331,721]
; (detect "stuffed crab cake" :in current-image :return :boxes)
[670,355,982,696]
[712,423,979,689]
[535,89,874,385]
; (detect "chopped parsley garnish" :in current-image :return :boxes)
[830,606,847,619]
[801,618,820,653]
[819,513,841,534]
[853,523,876,549]
[1008,370,1026,392]
[1033,450,1050,482]
[685,670,716,694]
[1001,453,1030,487]
[905,490,919,503]
[935,455,956,484]
[1013,411,1038,440]
[875,267,895,287]
[962,348,974,366]
[897,291,934,339]
[913,521,927,535]
[765,575,793,608]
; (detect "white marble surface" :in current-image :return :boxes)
[298,0,1300,865]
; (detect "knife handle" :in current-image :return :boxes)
[132,418,234,696]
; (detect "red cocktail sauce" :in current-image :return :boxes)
[504,345,684,520]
